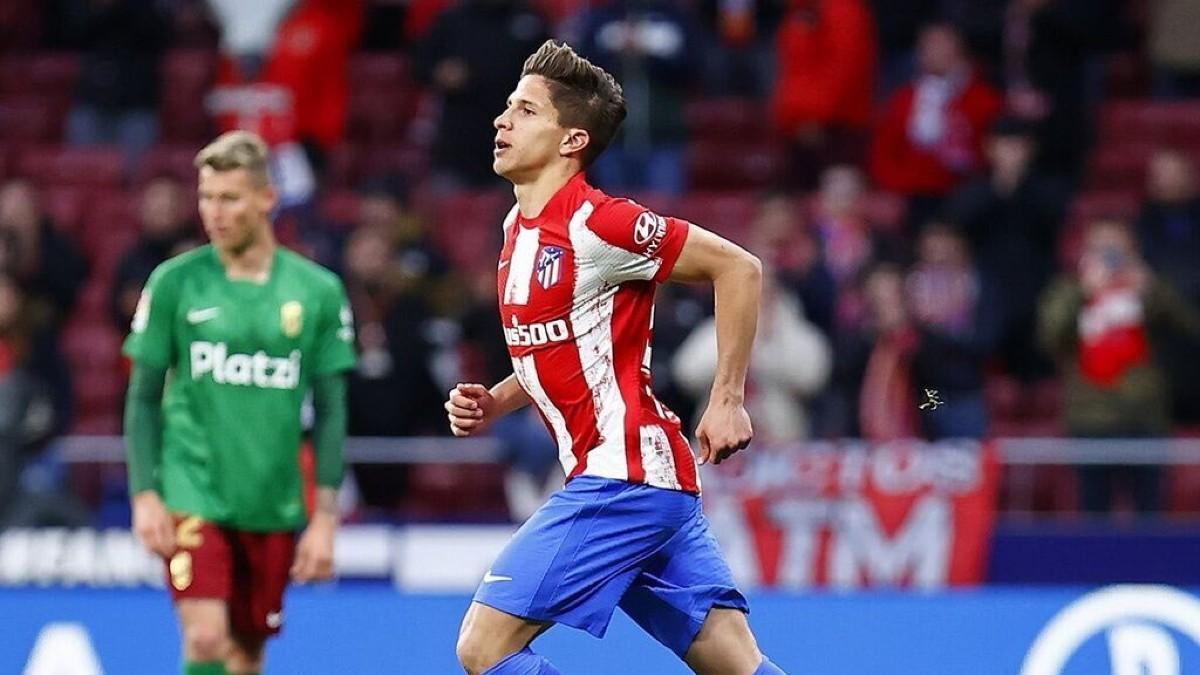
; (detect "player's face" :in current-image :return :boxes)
[197,167,276,254]
[493,75,582,182]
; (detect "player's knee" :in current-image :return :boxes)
[183,623,229,662]
[455,629,498,675]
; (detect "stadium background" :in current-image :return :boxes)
[3,0,1200,672]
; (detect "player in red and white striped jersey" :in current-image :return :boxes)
[445,41,785,675]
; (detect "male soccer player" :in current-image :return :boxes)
[123,131,356,675]
[444,41,785,675]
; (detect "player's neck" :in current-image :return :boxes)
[513,164,580,219]
[218,230,277,284]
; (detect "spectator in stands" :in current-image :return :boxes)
[357,175,458,316]
[947,116,1065,382]
[867,0,940,95]
[207,0,364,205]
[1002,0,1121,182]
[414,0,549,191]
[832,263,919,440]
[1136,150,1200,423]
[63,0,168,170]
[109,177,201,333]
[905,222,1001,439]
[342,223,443,510]
[575,0,699,196]
[869,23,1003,230]
[673,251,832,444]
[746,191,835,335]
[771,0,877,189]
[811,165,905,333]
[694,0,786,96]
[1039,219,1200,513]
[0,179,87,433]
[0,273,86,528]
[1148,0,1200,98]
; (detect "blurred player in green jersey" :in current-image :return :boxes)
[122,131,356,675]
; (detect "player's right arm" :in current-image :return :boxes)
[444,374,531,437]
[122,265,179,557]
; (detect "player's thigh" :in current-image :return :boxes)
[230,529,296,641]
[457,602,550,666]
[684,607,762,675]
[619,499,750,661]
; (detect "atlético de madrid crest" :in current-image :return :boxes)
[536,246,564,289]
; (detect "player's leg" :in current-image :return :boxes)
[166,515,234,674]
[685,607,781,675]
[226,529,296,675]
[618,497,787,675]
[463,477,680,673]
[225,633,265,675]
[177,599,232,673]
[456,602,555,674]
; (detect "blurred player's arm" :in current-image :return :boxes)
[293,372,346,583]
[445,375,531,437]
[668,225,763,465]
[124,362,176,557]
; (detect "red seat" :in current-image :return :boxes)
[399,463,508,520]
[347,54,412,89]
[76,278,114,323]
[159,50,217,142]
[687,139,786,191]
[0,97,65,143]
[41,185,97,235]
[318,189,360,227]
[347,83,424,143]
[1098,100,1200,147]
[1088,143,1155,191]
[17,145,125,187]
[70,413,122,435]
[73,369,125,422]
[429,191,509,269]
[0,52,79,99]
[674,191,759,244]
[684,98,770,142]
[333,143,429,188]
[133,143,201,184]
[62,320,123,369]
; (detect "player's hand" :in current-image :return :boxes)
[445,383,496,437]
[132,490,176,558]
[292,512,336,583]
[695,398,753,466]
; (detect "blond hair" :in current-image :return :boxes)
[194,131,272,185]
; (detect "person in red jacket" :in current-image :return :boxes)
[209,0,365,206]
[869,23,1002,229]
[771,0,877,188]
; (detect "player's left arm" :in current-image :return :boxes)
[294,281,356,583]
[293,372,344,583]
[668,226,763,466]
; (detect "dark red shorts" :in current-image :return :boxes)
[164,515,297,638]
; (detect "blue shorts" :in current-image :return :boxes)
[473,476,749,658]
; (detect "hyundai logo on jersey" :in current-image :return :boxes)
[536,246,565,289]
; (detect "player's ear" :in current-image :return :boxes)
[258,183,279,216]
[560,128,590,159]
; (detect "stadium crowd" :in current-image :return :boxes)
[1,0,1199,525]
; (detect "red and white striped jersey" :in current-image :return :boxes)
[497,173,700,493]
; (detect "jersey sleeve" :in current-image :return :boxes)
[581,198,690,285]
[121,264,179,369]
[311,279,357,377]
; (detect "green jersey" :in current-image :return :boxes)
[123,245,356,531]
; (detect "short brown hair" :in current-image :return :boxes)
[194,131,271,185]
[521,40,626,167]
